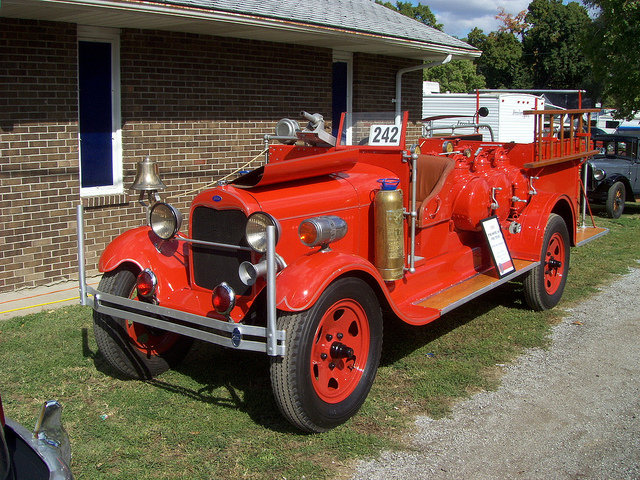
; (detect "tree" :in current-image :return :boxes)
[376,1,443,30]
[470,29,532,89]
[496,7,529,38]
[424,59,485,93]
[522,0,592,89]
[582,0,640,118]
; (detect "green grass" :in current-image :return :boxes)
[2,203,639,479]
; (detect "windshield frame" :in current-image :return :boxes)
[336,111,409,150]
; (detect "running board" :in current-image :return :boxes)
[416,259,539,315]
[575,226,608,247]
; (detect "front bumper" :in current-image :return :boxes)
[587,190,608,204]
[84,285,286,356]
[77,205,286,356]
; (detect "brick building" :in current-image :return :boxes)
[0,0,478,292]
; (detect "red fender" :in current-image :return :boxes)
[276,251,384,312]
[98,226,190,295]
[511,193,576,260]
[100,227,152,272]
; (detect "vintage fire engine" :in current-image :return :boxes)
[78,108,606,432]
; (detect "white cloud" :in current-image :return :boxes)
[414,0,531,38]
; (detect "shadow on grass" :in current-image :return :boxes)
[590,201,640,218]
[379,280,527,368]
[80,277,529,433]
[82,325,296,432]
[158,342,294,431]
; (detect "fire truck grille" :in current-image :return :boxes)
[191,207,252,295]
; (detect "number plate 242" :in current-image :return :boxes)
[368,124,400,146]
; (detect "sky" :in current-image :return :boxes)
[414,0,533,39]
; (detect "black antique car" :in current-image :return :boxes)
[587,134,640,218]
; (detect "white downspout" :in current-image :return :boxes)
[395,54,452,124]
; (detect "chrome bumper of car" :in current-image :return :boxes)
[76,205,286,357]
[85,285,286,356]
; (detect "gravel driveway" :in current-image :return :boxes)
[352,267,640,480]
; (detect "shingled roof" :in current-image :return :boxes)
[1,0,479,60]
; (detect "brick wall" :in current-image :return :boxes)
[118,29,333,218]
[0,18,79,291]
[0,18,423,293]
[353,52,424,142]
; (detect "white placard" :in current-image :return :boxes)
[481,216,515,277]
[368,124,401,146]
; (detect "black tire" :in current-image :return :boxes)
[93,267,193,379]
[523,214,570,311]
[606,181,625,219]
[270,277,383,432]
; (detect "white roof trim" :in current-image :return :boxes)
[1,0,480,60]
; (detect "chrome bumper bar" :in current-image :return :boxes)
[77,205,286,356]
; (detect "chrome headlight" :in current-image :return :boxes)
[245,212,280,253]
[149,202,183,240]
[593,168,606,181]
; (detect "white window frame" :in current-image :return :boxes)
[78,26,123,197]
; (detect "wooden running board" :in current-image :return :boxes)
[575,226,608,247]
[416,259,539,315]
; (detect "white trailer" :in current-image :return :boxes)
[422,91,545,143]
[591,109,640,134]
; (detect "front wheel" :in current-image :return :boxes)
[523,214,570,311]
[270,277,383,432]
[606,181,625,218]
[93,267,194,379]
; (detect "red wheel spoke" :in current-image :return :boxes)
[544,232,566,295]
[311,299,370,403]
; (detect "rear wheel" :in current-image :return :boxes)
[270,277,383,432]
[93,267,193,379]
[606,181,625,218]
[523,214,570,311]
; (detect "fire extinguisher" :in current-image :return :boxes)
[374,178,404,281]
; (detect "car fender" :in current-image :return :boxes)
[276,251,384,312]
[511,193,576,258]
[603,174,633,199]
[99,226,190,293]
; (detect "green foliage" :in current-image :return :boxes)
[582,0,640,118]
[469,29,532,89]
[522,0,592,89]
[464,2,597,94]
[376,1,443,30]
[424,59,485,93]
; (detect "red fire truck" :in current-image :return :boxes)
[78,108,606,432]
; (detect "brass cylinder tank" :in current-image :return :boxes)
[374,179,404,281]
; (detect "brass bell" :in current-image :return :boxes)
[130,155,167,192]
